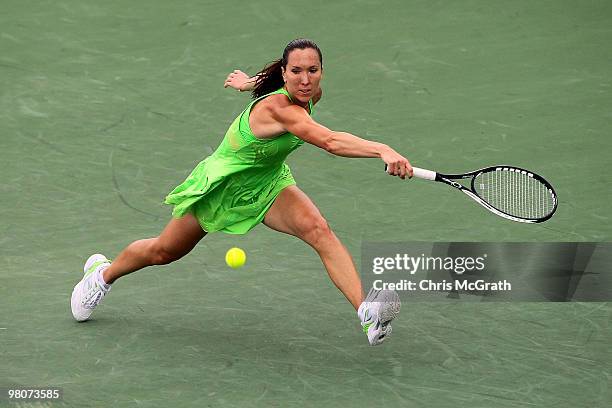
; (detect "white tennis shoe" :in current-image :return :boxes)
[358,288,401,346]
[71,254,112,322]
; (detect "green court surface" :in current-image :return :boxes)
[1,0,611,407]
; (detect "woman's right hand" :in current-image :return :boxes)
[224,70,253,92]
[381,147,413,179]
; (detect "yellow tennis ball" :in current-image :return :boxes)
[225,247,246,269]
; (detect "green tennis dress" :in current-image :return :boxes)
[164,88,313,234]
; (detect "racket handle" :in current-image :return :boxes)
[412,167,437,180]
[384,164,437,180]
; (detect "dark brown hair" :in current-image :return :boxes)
[251,38,323,99]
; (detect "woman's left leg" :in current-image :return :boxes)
[263,186,364,310]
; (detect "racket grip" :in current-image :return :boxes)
[384,164,437,180]
[412,167,437,180]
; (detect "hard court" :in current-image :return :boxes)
[1,1,611,407]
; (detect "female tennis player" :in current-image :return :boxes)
[71,39,412,346]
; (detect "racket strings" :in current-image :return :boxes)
[475,169,555,219]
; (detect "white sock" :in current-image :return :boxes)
[357,302,368,322]
[95,267,111,290]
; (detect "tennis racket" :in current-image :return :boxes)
[386,165,558,223]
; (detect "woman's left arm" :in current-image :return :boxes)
[224,70,257,92]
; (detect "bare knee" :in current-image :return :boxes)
[149,239,180,265]
[298,216,334,248]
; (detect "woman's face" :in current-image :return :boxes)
[282,48,323,107]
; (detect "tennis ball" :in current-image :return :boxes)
[225,247,246,269]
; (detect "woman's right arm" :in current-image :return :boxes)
[271,103,413,179]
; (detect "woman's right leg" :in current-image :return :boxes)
[102,213,207,284]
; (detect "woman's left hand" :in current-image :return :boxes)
[224,70,252,92]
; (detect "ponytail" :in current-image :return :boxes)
[251,59,285,99]
[251,38,323,100]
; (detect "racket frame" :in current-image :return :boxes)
[416,165,558,223]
